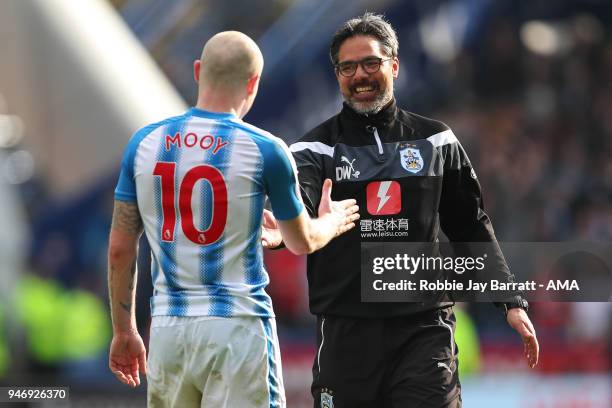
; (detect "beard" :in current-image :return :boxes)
[344,81,393,115]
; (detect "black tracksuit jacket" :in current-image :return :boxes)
[289,99,516,317]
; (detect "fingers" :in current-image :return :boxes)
[524,336,538,368]
[337,198,357,209]
[111,364,138,387]
[338,222,356,234]
[262,237,276,249]
[520,322,539,368]
[262,209,276,227]
[322,178,332,193]
[507,309,540,369]
[525,331,539,368]
[131,363,140,387]
[346,205,360,216]
[139,351,147,375]
[346,211,360,223]
[321,178,332,203]
[114,371,133,386]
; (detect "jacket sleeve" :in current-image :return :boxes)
[289,142,328,217]
[439,135,521,304]
[439,139,496,242]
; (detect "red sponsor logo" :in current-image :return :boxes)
[366,181,401,215]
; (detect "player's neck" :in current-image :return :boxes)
[195,90,244,118]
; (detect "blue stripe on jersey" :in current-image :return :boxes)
[245,156,265,285]
[156,116,188,316]
[200,122,235,317]
[245,155,271,316]
[262,318,281,407]
[231,121,303,221]
[115,119,178,202]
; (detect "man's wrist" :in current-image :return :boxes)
[499,296,529,317]
[113,327,139,336]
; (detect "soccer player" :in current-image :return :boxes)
[107,31,359,408]
[268,13,539,407]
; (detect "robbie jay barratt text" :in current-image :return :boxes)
[371,279,580,292]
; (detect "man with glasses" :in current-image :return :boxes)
[283,13,540,407]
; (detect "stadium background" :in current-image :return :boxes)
[0,0,610,406]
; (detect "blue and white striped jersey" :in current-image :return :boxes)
[115,107,303,318]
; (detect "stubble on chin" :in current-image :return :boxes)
[346,89,393,115]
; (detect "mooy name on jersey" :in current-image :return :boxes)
[165,132,229,154]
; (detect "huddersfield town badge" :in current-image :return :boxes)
[399,144,424,173]
[320,388,334,408]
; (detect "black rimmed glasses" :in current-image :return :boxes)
[335,56,393,77]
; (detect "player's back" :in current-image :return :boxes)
[116,108,284,318]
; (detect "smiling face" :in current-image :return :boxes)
[336,35,399,114]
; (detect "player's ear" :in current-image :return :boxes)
[246,74,260,96]
[194,60,201,83]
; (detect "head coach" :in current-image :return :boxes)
[280,12,540,408]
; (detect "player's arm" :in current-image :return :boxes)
[290,143,326,217]
[108,200,142,334]
[279,179,358,255]
[262,138,358,254]
[261,139,328,249]
[107,200,147,387]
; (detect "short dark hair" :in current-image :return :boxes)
[330,12,399,66]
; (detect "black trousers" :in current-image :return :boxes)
[312,307,462,408]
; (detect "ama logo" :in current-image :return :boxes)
[335,156,360,181]
[366,181,401,215]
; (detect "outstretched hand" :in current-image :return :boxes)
[318,178,360,237]
[261,209,282,249]
[109,330,147,387]
[506,308,539,368]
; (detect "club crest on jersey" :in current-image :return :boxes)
[335,155,360,181]
[320,388,334,408]
[399,145,424,174]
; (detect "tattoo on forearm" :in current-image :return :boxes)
[109,259,138,316]
[111,201,143,233]
[120,260,137,313]
[128,259,136,291]
[119,301,132,313]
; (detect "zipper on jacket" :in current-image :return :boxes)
[366,125,385,157]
